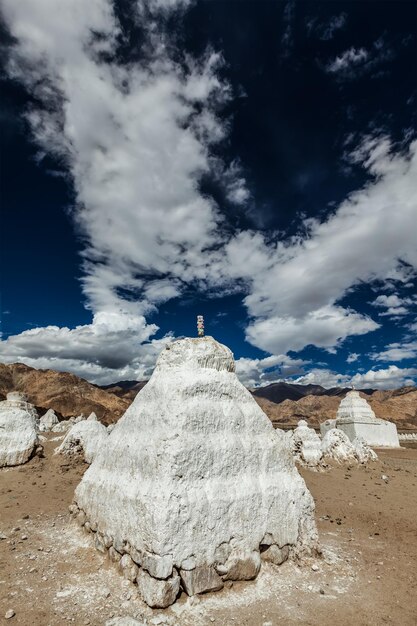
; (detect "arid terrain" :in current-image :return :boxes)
[1,437,416,626]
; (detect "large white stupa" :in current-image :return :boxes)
[335,390,399,447]
[72,336,318,607]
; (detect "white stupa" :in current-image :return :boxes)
[0,392,39,467]
[57,420,108,463]
[292,420,323,466]
[335,390,399,447]
[39,408,59,432]
[71,336,318,607]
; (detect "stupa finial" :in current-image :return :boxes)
[197,315,204,337]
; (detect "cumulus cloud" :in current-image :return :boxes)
[0,312,170,384]
[370,293,416,317]
[325,38,394,79]
[225,136,417,354]
[235,354,309,388]
[350,365,417,389]
[291,365,417,390]
[347,353,359,363]
[326,47,368,73]
[370,340,417,363]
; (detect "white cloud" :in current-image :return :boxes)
[225,136,417,354]
[326,47,368,73]
[324,37,394,79]
[291,365,417,390]
[245,306,378,355]
[235,354,308,388]
[370,293,415,317]
[1,0,237,319]
[0,312,171,385]
[291,368,350,389]
[350,365,417,389]
[370,340,417,363]
[347,352,359,363]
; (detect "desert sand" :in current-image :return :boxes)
[1,436,416,625]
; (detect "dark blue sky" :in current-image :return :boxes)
[1,0,416,387]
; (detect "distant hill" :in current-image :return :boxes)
[0,363,129,424]
[251,381,373,404]
[98,380,147,402]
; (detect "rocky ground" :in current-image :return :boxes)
[1,437,417,626]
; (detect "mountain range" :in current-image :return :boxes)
[0,362,416,430]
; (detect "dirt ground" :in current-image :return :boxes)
[1,437,417,626]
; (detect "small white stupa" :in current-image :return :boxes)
[57,420,108,463]
[292,420,323,466]
[336,390,399,447]
[0,392,40,467]
[39,408,59,432]
[71,335,318,607]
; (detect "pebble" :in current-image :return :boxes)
[0,532,8,540]
[311,564,319,572]
[21,535,28,541]
[5,609,15,619]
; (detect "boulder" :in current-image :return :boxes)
[179,565,223,596]
[136,569,180,608]
[0,393,39,467]
[73,336,317,607]
[56,420,108,463]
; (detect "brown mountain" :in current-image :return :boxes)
[0,363,129,424]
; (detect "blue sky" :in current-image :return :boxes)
[1,0,416,388]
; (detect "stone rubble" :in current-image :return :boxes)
[71,336,318,608]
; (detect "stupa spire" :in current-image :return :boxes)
[197,314,204,337]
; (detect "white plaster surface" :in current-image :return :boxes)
[75,336,317,582]
[352,437,378,463]
[321,428,357,463]
[292,420,323,466]
[320,419,336,437]
[57,420,108,463]
[0,394,39,467]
